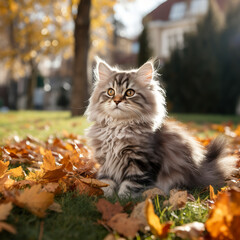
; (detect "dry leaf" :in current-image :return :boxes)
[209,185,217,201]
[130,201,148,231]
[41,167,66,182]
[41,150,57,171]
[0,202,16,234]
[15,184,54,218]
[0,161,9,177]
[8,166,24,178]
[0,202,13,221]
[42,182,60,193]
[80,177,109,188]
[145,198,171,238]
[75,180,104,196]
[96,199,123,221]
[48,202,62,213]
[171,222,205,239]
[107,213,141,238]
[142,187,166,199]
[164,189,188,210]
[205,189,240,240]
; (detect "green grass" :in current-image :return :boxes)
[0,111,238,239]
[1,193,108,240]
[0,111,90,145]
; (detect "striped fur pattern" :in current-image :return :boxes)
[85,58,237,197]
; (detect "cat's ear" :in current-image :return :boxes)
[137,62,154,84]
[96,57,112,82]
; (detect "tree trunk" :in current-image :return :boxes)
[71,0,91,116]
[26,60,37,109]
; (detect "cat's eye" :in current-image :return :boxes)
[125,89,135,97]
[107,88,115,96]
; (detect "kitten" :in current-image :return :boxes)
[85,58,237,197]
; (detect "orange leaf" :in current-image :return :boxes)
[8,166,24,178]
[41,167,66,182]
[80,177,109,188]
[15,184,54,218]
[75,180,103,196]
[41,150,56,171]
[205,190,240,240]
[209,185,217,201]
[145,198,171,238]
[0,161,9,177]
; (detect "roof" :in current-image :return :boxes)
[144,0,229,22]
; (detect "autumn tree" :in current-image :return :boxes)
[0,0,73,109]
[70,0,116,116]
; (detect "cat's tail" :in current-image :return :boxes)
[198,136,238,186]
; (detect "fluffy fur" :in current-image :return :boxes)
[85,58,237,197]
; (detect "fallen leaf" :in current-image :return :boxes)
[209,185,217,201]
[0,202,16,234]
[145,198,171,238]
[42,182,60,193]
[0,222,17,234]
[164,189,188,210]
[8,166,24,178]
[107,213,141,238]
[96,199,123,221]
[142,187,166,199]
[0,202,13,221]
[0,161,9,177]
[130,201,148,231]
[15,184,54,218]
[41,150,57,171]
[48,202,62,213]
[75,180,103,196]
[171,222,205,239]
[80,177,109,188]
[41,167,66,182]
[205,189,240,240]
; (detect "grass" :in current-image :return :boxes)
[0,111,90,145]
[0,111,239,239]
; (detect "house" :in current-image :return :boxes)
[143,0,229,62]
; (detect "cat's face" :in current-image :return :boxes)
[86,59,166,125]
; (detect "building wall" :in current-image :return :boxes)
[148,18,197,60]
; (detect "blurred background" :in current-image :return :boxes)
[0,0,240,116]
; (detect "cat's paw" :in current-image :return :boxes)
[118,181,140,198]
[99,179,117,197]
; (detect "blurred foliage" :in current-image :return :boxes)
[162,1,240,114]
[0,0,117,79]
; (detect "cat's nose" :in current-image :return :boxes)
[114,100,121,105]
[113,95,122,105]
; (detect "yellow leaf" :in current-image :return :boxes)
[8,166,24,178]
[145,198,171,238]
[41,150,56,171]
[0,161,9,177]
[15,184,54,218]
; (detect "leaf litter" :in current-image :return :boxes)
[0,121,240,238]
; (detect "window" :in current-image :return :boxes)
[169,2,187,20]
[190,0,208,15]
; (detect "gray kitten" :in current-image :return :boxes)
[85,58,237,197]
